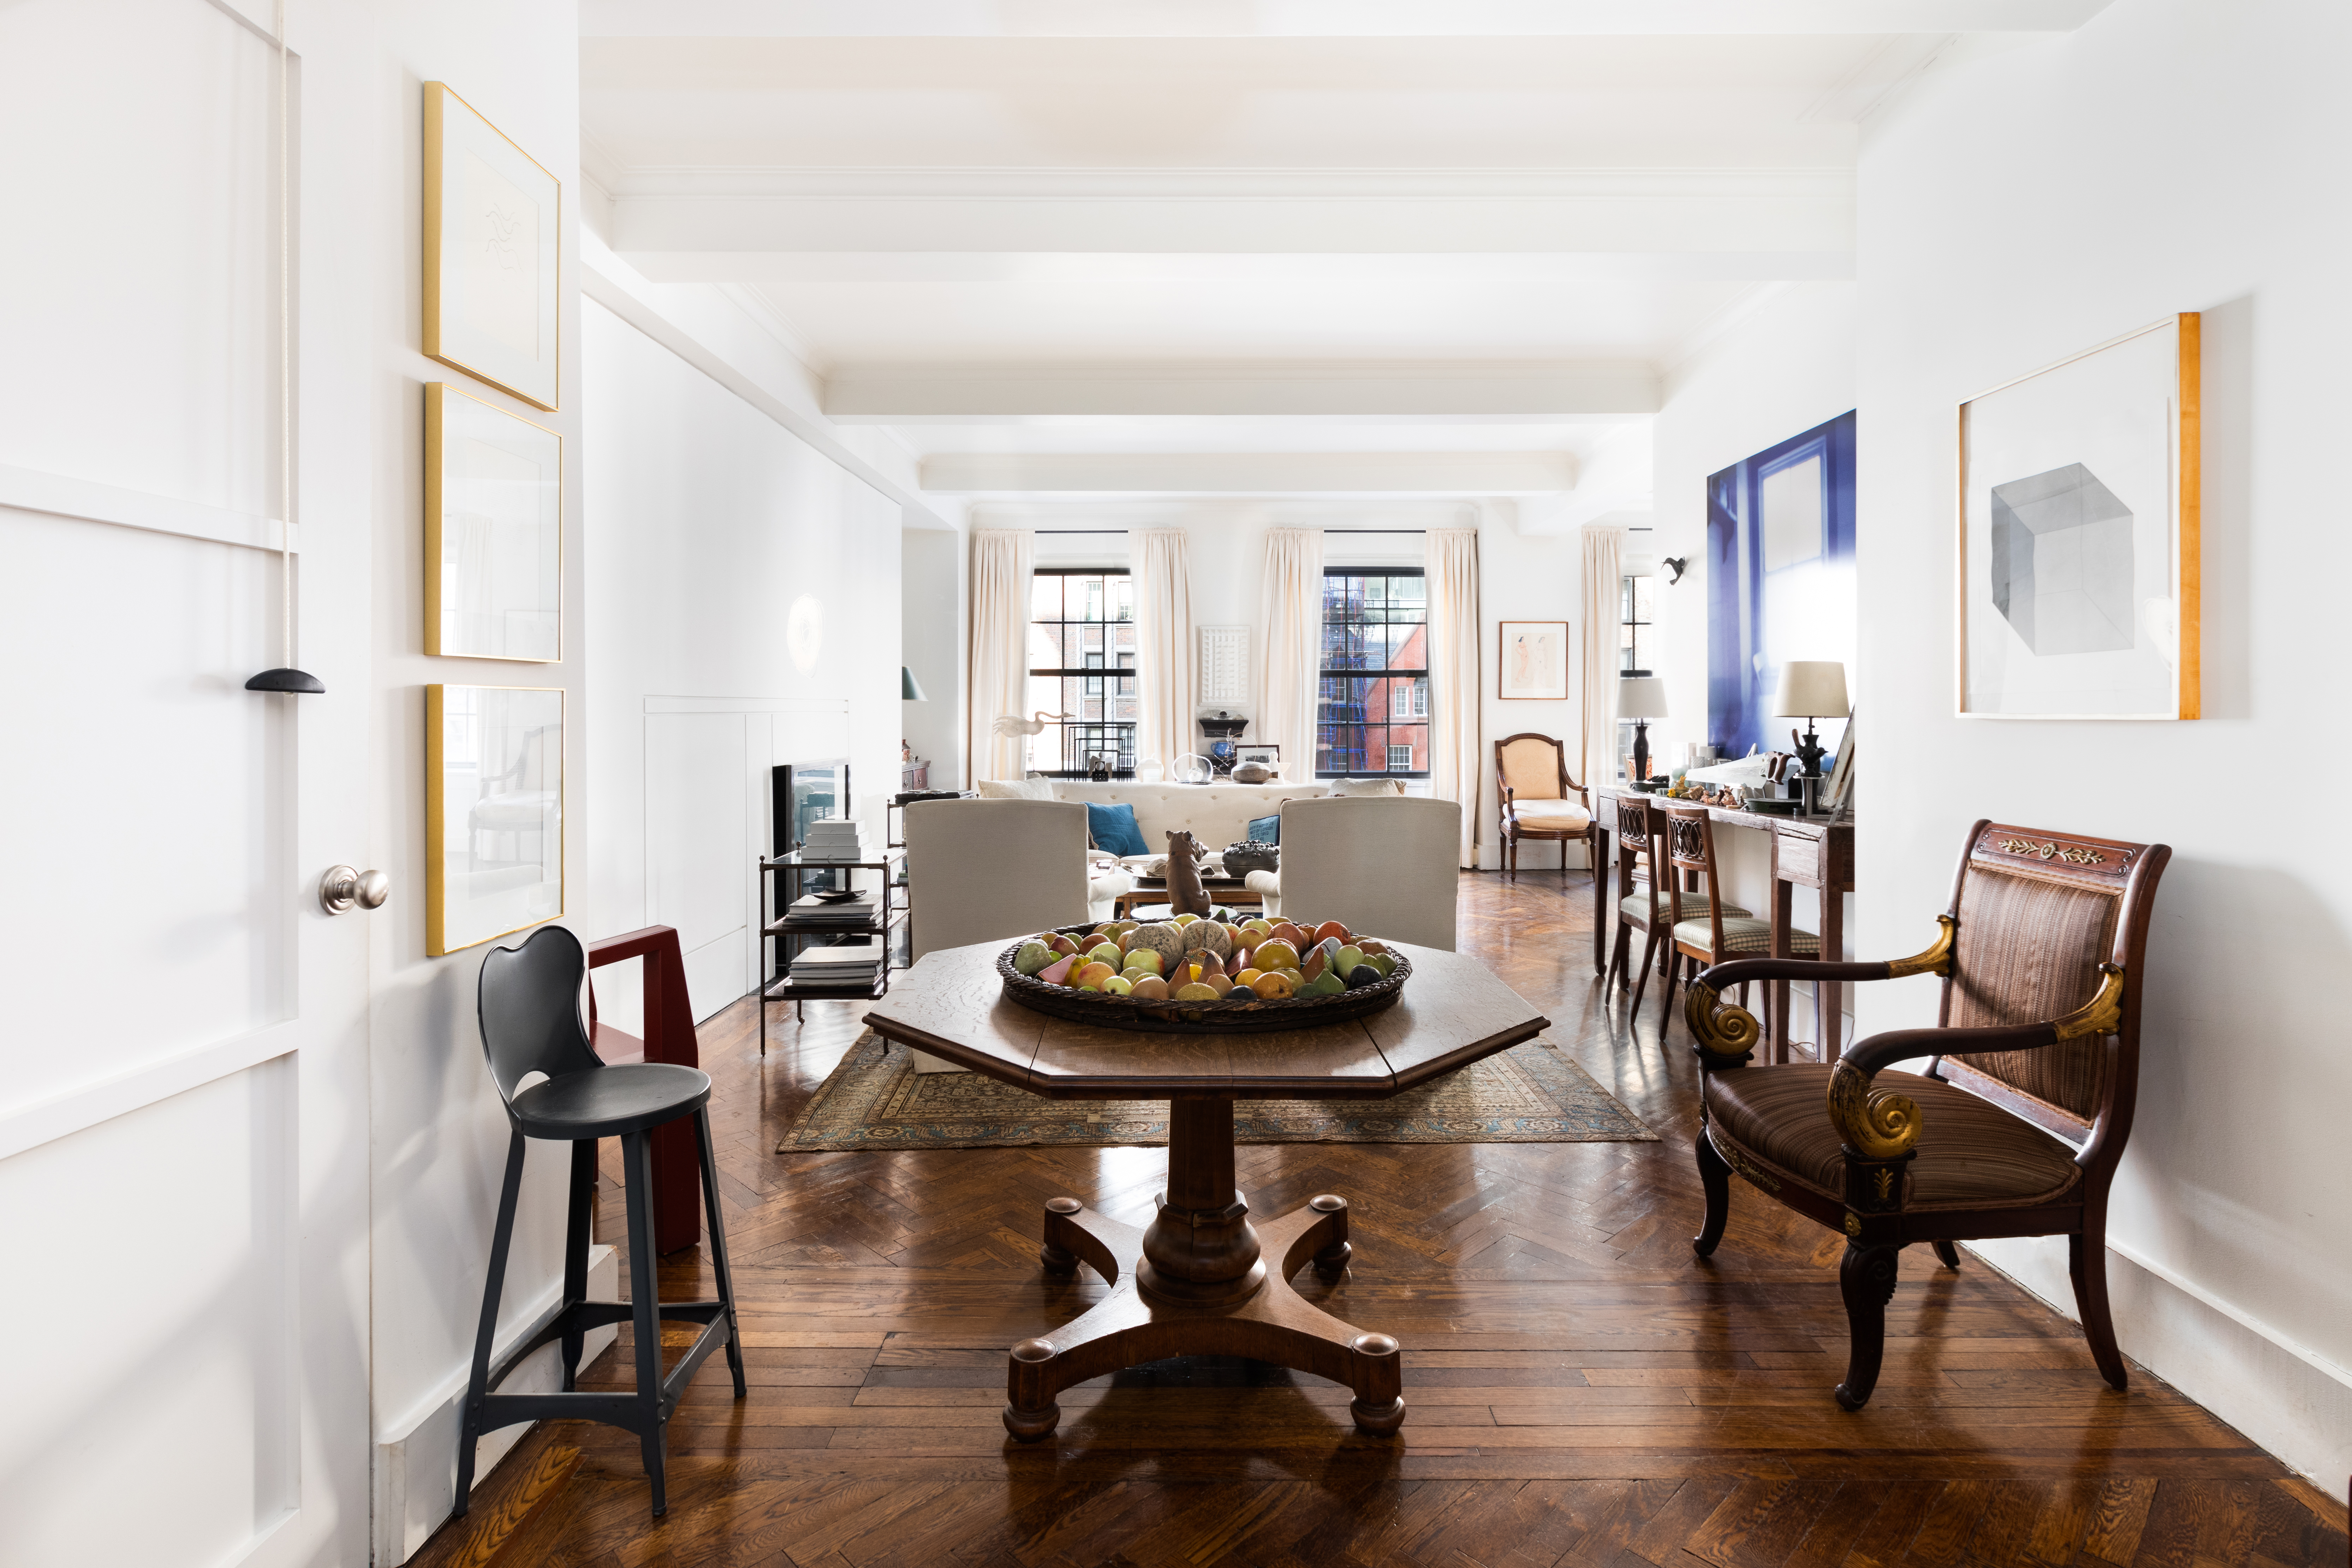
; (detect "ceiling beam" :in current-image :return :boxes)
[605,167,1853,273]
[581,0,2110,38]
[825,363,1659,421]
[920,451,1578,495]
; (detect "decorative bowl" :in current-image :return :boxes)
[1629,777,1672,793]
[997,923,1409,1034]
[1741,797,1805,816]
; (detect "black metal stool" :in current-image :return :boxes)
[455,924,745,1518]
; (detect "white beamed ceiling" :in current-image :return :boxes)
[579,14,2094,493]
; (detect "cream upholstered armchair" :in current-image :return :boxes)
[1685,820,2171,1410]
[904,798,1102,1072]
[1249,795,1461,951]
[1494,732,1594,884]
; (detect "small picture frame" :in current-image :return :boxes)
[1497,620,1570,701]
[427,684,564,955]
[425,383,561,661]
[423,82,561,411]
[1235,744,1281,765]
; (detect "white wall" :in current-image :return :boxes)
[901,519,968,789]
[1645,282,1861,1046]
[1859,0,2351,1484]
[582,300,903,1027]
[359,4,590,1557]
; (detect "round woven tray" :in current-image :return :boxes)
[996,923,1410,1034]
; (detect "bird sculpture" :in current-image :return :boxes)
[991,710,1075,738]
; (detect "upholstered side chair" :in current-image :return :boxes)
[1604,796,1749,1015]
[1683,820,2171,1410]
[1493,732,1593,885]
[1657,805,1807,1036]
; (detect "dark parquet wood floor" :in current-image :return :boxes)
[416,873,2348,1568]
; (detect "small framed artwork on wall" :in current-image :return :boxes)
[1497,620,1570,701]
[423,82,561,411]
[426,684,564,955]
[425,383,561,661]
[1957,314,2199,720]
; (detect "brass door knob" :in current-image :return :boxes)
[320,865,391,914]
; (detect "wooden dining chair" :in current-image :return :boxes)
[1657,805,1805,1036]
[1605,796,1749,1015]
[1494,732,1594,885]
[1683,820,2171,1409]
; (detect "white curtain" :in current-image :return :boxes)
[1131,529,1195,777]
[1255,528,1323,783]
[1580,525,1625,792]
[968,527,1035,781]
[1424,527,1482,867]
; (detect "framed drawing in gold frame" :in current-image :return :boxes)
[423,82,561,411]
[424,383,561,661]
[1957,314,2199,720]
[1497,620,1570,701]
[426,684,564,955]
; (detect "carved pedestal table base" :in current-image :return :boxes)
[1004,1096,1404,1440]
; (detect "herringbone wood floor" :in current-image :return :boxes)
[414,872,2348,1568]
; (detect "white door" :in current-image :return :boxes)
[0,2,372,1563]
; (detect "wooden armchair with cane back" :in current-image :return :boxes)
[1684,820,2170,1409]
[1494,733,1594,885]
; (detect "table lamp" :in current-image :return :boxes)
[1772,660,1849,779]
[1618,675,1668,781]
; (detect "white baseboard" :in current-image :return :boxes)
[1964,1235,2352,1488]
[374,1244,620,1565]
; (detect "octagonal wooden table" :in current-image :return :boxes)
[862,937,1551,1442]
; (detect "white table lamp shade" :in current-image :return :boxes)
[1617,676,1669,719]
[1772,660,1851,718]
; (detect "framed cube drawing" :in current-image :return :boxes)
[426,684,565,955]
[1957,315,2199,719]
[423,82,561,411]
[425,383,562,661]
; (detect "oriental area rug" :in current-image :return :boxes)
[777,1031,1657,1153]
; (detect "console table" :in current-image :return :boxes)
[1591,785,1856,1062]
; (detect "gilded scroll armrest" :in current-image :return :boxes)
[1687,918,1960,1066]
[1827,962,2125,1158]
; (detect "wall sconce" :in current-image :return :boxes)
[1660,557,1687,585]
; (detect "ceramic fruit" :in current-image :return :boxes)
[1181,920,1233,957]
[1101,974,1134,996]
[1073,961,1117,989]
[1345,964,1383,989]
[1086,942,1121,967]
[1234,967,1262,986]
[1242,918,1273,935]
[1122,949,1163,976]
[1252,938,1299,972]
[1248,971,1294,999]
[1358,938,1389,956]
[1332,944,1364,976]
[1300,970,1347,998]
[1312,920,1351,946]
[1130,975,1169,1000]
[1368,952,1397,978]
[1174,982,1222,1001]
[1037,954,1077,986]
[1269,922,1306,947]
[1013,940,1055,976]
[1225,986,1255,1001]
[1300,949,1327,982]
[1127,922,1186,963]
[1172,913,1198,928]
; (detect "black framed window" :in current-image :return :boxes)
[1027,568,1137,776]
[1618,572,1657,777]
[1316,567,1428,777]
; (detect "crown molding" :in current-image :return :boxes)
[922,450,1577,495]
[594,165,1857,204]
[823,361,1659,421]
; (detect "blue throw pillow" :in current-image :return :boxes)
[1085,801,1149,857]
[1247,813,1280,845]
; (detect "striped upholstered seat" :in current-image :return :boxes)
[1670,915,1813,955]
[1704,1065,2081,1211]
[1628,893,1749,923]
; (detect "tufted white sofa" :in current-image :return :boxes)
[1041,780,1329,854]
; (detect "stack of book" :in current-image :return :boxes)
[799,817,870,861]
[786,890,876,929]
[787,938,884,990]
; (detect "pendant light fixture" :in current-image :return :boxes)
[247,0,323,695]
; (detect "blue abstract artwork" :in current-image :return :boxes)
[1707,411,1856,762]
